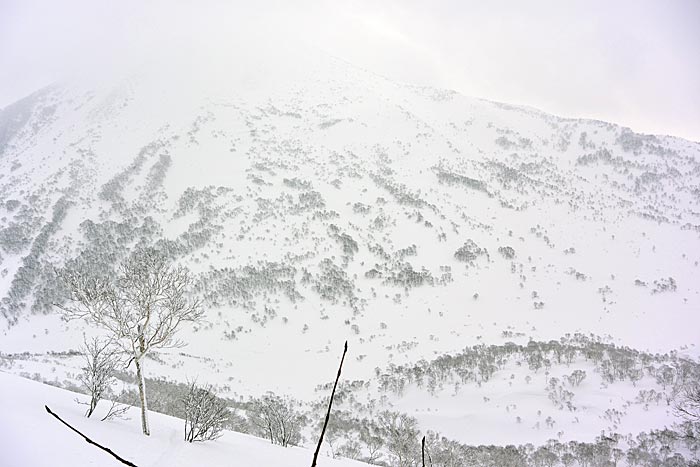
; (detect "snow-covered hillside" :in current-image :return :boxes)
[0,370,367,467]
[0,46,699,465]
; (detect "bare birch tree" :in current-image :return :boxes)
[57,247,203,435]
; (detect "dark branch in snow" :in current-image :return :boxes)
[45,405,139,467]
[311,340,347,467]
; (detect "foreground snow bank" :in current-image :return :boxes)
[0,371,368,467]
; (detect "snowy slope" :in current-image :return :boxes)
[0,45,699,460]
[0,370,368,467]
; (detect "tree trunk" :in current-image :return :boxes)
[86,392,98,418]
[134,357,150,436]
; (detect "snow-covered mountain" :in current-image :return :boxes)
[1,47,699,464]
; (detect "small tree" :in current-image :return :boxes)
[248,393,304,447]
[359,421,384,464]
[78,336,119,418]
[498,246,516,259]
[566,369,587,387]
[454,240,484,262]
[183,381,230,442]
[57,247,203,435]
[675,382,700,422]
[378,411,421,467]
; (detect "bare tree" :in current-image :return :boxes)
[76,336,129,422]
[57,247,203,435]
[183,381,230,442]
[248,393,304,447]
[378,410,421,467]
[77,336,119,418]
[675,383,700,422]
[359,421,384,464]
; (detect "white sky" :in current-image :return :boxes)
[1,0,698,141]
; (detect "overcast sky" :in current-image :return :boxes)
[1,0,699,141]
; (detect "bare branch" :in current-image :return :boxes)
[101,398,130,422]
[45,405,139,467]
[311,340,348,467]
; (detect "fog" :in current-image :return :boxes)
[1,0,698,141]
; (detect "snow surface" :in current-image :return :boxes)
[0,370,367,467]
[0,44,699,461]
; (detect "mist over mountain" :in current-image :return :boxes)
[1,46,699,465]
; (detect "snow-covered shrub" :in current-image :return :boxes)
[248,393,304,447]
[454,240,485,263]
[78,337,120,418]
[498,245,516,259]
[183,381,230,442]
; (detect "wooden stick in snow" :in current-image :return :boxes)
[422,435,433,467]
[311,340,348,467]
[45,405,139,467]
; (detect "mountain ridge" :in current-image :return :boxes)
[0,53,698,454]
